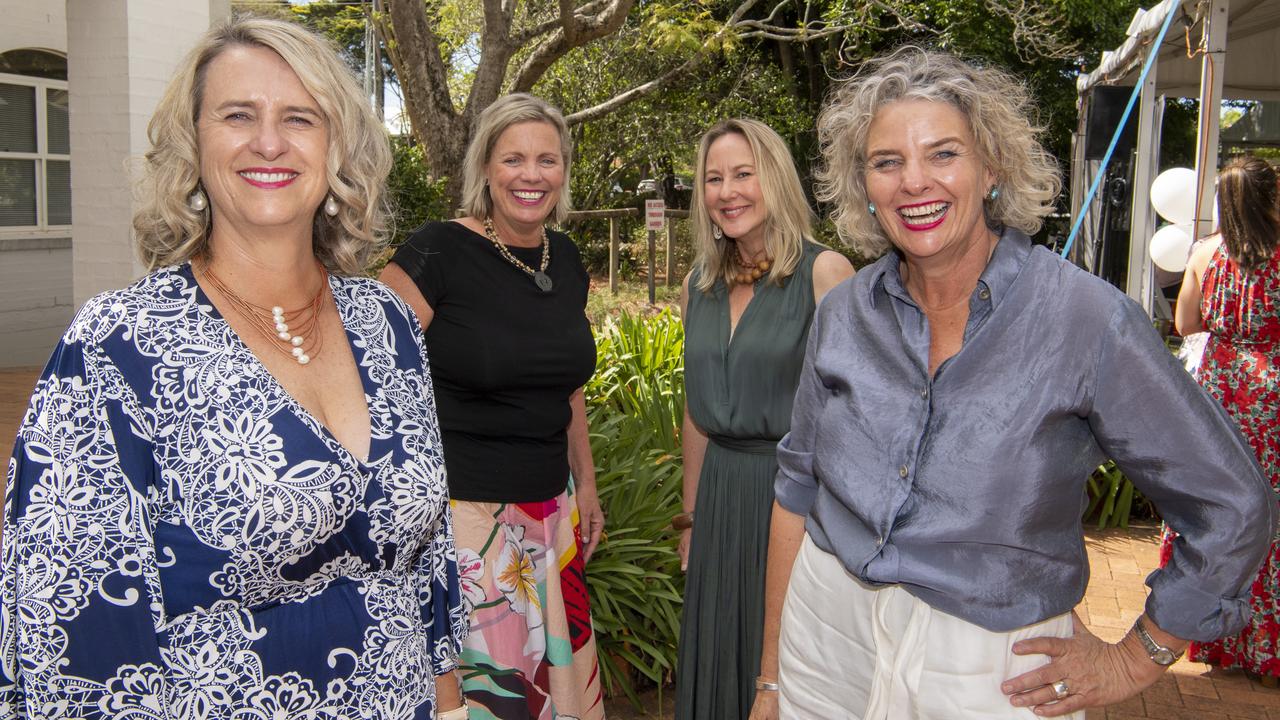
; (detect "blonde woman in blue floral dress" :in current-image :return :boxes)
[1,17,467,719]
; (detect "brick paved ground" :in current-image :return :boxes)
[1080,525,1280,720]
[0,368,38,463]
[1,366,1274,718]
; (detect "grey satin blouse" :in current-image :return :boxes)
[774,227,1276,640]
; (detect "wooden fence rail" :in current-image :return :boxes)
[565,207,689,302]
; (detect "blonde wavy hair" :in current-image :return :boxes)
[132,15,392,276]
[691,118,815,291]
[459,93,573,225]
[815,46,1061,257]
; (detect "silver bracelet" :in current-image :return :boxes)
[436,705,469,720]
[755,677,780,692]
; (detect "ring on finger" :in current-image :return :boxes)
[1051,679,1070,700]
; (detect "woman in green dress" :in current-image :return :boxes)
[675,118,853,719]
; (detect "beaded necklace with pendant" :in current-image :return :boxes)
[484,218,553,292]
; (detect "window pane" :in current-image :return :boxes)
[0,49,67,81]
[47,89,69,155]
[0,159,37,226]
[47,160,70,225]
[0,84,37,153]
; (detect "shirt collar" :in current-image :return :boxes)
[867,226,1033,309]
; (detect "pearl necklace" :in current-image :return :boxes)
[199,262,327,365]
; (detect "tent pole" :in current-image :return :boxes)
[1193,0,1229,240]
[1126,69,1163,313]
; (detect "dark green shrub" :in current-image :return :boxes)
[387,137,450,236]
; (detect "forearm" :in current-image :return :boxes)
[1174,267,1204,336]
[681,407,708,513]
[758,500,806,681]
[435,669,464,711]
[567,387,596,487]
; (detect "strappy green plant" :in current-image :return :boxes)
[585,310,685,708]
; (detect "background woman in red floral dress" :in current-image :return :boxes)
[1167,155,1280,681]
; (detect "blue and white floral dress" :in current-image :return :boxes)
[0,264,467,719]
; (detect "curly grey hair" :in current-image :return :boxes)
[815,46,1061,257]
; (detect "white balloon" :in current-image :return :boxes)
[1150,167,1197,225]
[1150,224,1193,272]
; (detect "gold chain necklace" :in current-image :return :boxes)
[484,218,553,292]
[198,261,328,365]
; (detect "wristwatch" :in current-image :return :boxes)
[1133,617,1184,666]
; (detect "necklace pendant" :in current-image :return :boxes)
[533,271,553,292]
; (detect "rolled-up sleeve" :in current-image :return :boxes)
[774,305,827,517]
[1088,299,1276,642]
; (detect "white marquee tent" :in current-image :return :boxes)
[1070,0,1280,314]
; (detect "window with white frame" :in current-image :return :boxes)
[0,49,70,230]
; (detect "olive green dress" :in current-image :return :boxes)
[676,242,824,720]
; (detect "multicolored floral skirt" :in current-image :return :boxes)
[452,485,605,720]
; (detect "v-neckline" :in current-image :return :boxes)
[725,281,764,349]
[184,263,376,466]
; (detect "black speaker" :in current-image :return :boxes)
[1084,86,1138,161]
[1094,156,1134,291]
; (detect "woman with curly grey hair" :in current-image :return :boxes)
[3,15,469,719]
[747,47,1275,719]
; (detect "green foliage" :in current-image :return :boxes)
[365,138,449,276]
[289,1,377,75]
[388,137,450,239]
[584,310,686,706]
[1083,460,1155,529]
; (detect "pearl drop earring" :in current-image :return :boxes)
[324,194,339,217]
[189,189,208,212]
[868,202,877,216]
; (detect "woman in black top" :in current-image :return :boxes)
[380,94,605,720]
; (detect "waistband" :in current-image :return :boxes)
[708,435,779,455]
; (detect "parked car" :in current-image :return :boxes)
[635,178,658,194]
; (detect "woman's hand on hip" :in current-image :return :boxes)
[575,481,605,562]
[747,688,779,720]
[1001,612,1168,716]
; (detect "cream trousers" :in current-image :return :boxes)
[777,534,1083,719]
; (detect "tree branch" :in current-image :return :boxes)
[514,0,613,44]
[986,0,1079,61]
[382,0,460,158]
[510,0,636,92]
[565,54,703,125]
[462,0,518,126]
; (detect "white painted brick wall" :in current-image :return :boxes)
[68,0,227,304]
[0,1,66,55]
[0,242,73,367]
[1,2,68,368]
[68,0,142,303]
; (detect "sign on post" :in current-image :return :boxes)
[645,199,666,231]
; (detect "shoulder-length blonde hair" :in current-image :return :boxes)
[815,46,1061,258]
[459,93,573,225]
[691,118,814,291]
[132,14,392,276]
